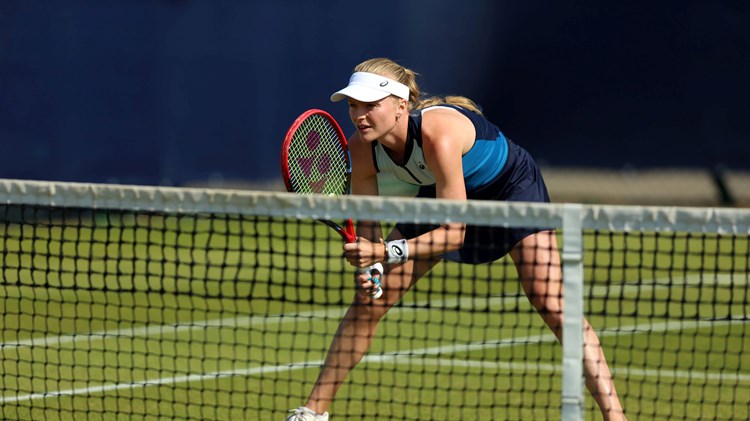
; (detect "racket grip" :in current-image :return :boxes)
[371,285,383,299]
[356,263,384,299]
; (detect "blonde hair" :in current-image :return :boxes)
[353,58,483,115]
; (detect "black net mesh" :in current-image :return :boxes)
[0,184,748,420]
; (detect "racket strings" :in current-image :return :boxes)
[287,116,348,195]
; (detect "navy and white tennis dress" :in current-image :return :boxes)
[372,105,550,264]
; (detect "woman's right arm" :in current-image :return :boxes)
[348,133,382,243]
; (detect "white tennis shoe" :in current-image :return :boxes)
[284,407,329,421]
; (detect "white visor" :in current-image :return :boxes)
[330,72,410,102]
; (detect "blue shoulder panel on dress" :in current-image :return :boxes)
[443,105,508,190]
[373,104,509,191]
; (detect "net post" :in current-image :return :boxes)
[561,203,585,421]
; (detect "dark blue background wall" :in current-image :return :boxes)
[1,1,748,186]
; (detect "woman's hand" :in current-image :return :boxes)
[343,237,385,268]
[353,266,383,298]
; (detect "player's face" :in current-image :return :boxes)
[347,97,400,142]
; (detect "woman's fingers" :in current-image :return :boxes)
[353,272,381,296]
[343,239,381,267]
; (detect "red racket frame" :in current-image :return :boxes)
[280,109,356,243]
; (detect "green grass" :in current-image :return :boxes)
[0,211,748,420]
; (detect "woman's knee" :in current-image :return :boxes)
[531,295,562,318]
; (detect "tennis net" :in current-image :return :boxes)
[0,178,748,420]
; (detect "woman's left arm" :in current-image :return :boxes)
[346,109,475,266]
[405,109,474,258]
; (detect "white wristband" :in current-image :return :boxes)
[385,239,409,264]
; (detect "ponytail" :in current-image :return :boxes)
[414,95,483,115]
[353,58,483,115]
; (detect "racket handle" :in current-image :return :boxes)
[356,263,384,299]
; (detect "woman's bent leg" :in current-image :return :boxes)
[304,256,440,415]
[509,230,626,421]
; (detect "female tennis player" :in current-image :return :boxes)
[285,58,626,421]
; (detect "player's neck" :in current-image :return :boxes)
[376,118,408,155]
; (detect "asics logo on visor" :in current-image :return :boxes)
[379,81,389,87]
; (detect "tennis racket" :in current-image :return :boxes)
[280,109,383,298]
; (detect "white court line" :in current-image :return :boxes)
[5,274,738,349]
[1,281,747,404]
[0,359,325,405]
[0,293,529,404]
[1,317,746,404]
[5,348,747,406]
[378,357,750,384]
[0,281,665,348]
[0,308,344,349]
[0,293,528,349]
